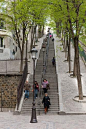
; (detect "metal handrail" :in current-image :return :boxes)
[44,35,49,73]
[38,35,49,115]
[17,59,28,110]
[40,35,49,97]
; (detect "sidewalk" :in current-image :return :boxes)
[1,112,86,129]
[54,34,86,114]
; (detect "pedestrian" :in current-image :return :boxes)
[24,81,31,100]
[34,81,39,99]
[42,93,51,114]
[50,35,52,38]
[42,79,49,93]
[52,38,54,41]
[52,57,55,66]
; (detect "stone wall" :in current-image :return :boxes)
[0,74,22,108]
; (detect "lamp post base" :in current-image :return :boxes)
[30,102,37,123]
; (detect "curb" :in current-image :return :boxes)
[58,111,86,115]
[54,34,65,114]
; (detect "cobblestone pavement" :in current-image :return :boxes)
[54,34,86,113]
[0,112,86,129]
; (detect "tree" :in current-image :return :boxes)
[2,0,34,72]
[48,0,86,100]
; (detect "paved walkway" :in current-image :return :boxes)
[1,112,86,129]
[54,34,86,114]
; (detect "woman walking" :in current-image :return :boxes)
[42,93,51,114]
[42,79,49,93]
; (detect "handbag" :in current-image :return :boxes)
[46,84,50,89]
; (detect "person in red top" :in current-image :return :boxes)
[34,81,39,99]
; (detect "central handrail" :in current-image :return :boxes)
[41,35,49,96]
[38,34,50,115]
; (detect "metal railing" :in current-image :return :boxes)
[17,59,28,110]
[40,34,49,98]
[37,34,50,115]
[43,35,49,75]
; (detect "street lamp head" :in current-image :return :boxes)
[31,47,38,59]
[48,27,51,29]
[42,43,46,52]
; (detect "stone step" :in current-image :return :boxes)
[21,38,59,115]
[21,109,59,114]
[22,106,59,110]
[21,110,59,115]
[22,97,59,101]
[22,102,59,106]
[22,103,59,107]
[22,108,59,112]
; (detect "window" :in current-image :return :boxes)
[0,37,3,47]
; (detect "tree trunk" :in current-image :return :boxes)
[74,36,83,100]
[34,25,36,43]
[38,25,42,38]
[73,39,77,76]
[63,32,65,51]
[20,49,24,72]
[20,23,26,72]
[68,34,71,73]
[30,26,33,51]
[61,29,63,45]
[42,25,44,35]
[33,26,35,47]
[65,35,68,58]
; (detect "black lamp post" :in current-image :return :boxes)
[30,47,38,123]
[42,43,46,74]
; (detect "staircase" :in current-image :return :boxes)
[21,37,59,115]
